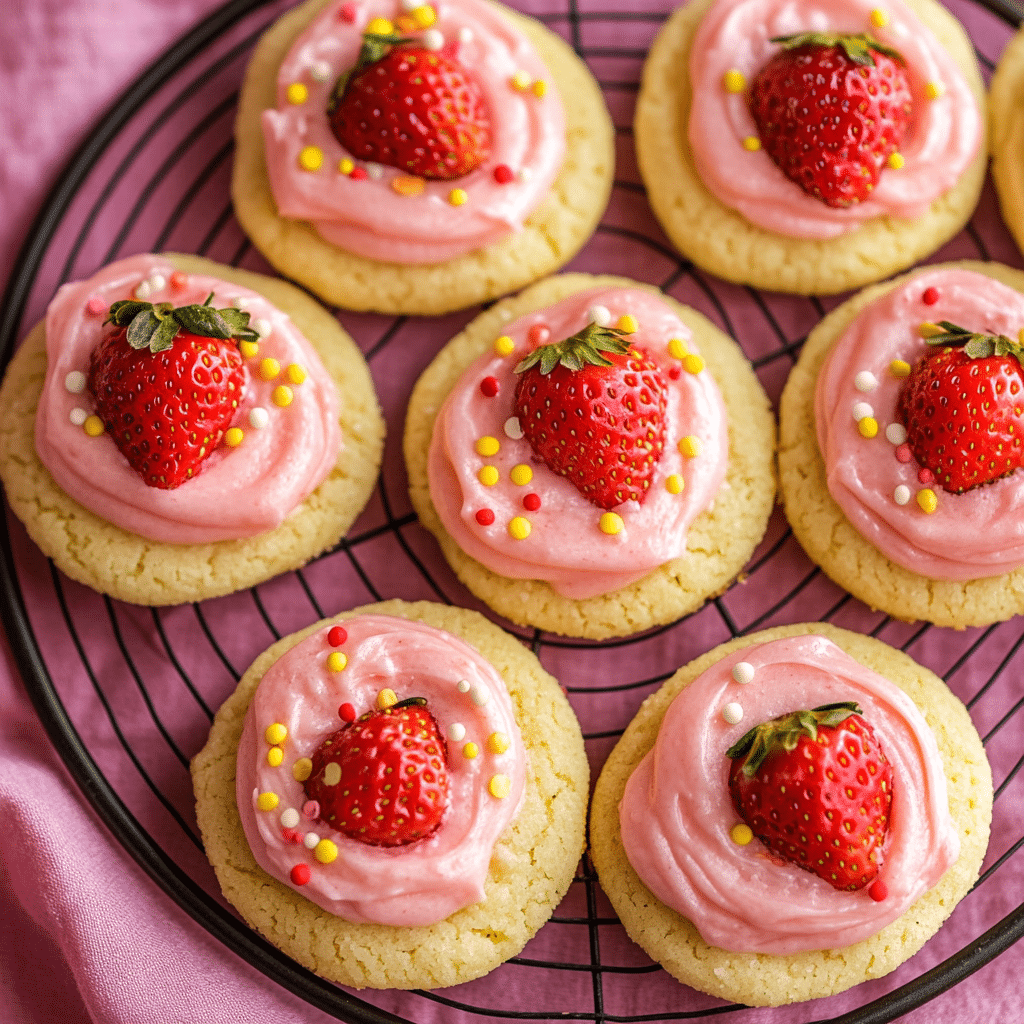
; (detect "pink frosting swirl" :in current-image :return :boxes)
[815,267,1024,580]
[426,287,728,599]
[236,614,525,926]
[687,0,981,239]
[263,0,565,264]
[34,254,340,544]
[619,635,958,955]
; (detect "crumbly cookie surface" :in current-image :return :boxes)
[779,259,1024,627]
[0,253,384,606]
[589,622,991,1007]
[232,0,614,316]
[635,0,987,296]
[990,27,1024,260]
[403,273,777,640]
[191,598,589,990]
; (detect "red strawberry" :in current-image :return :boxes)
[896,322,1024,494]
[513,324,668,510]
[304,696,449,848]
[88,297,253,489]
[727,702,893,892]
[749,32,912,208]
[327,34,490,180]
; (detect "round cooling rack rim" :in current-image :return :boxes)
[1,0,1023,1022]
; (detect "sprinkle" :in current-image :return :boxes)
[888,153,904,170]
[854,371,878,392]
[448,723,466,742]
[528,323,550,346]
[489,775,512,799]
[722,702,743,725]
[683,353,705,374]
[925,81,945,100]
[463,742,479,759]
[511,69,532,91]
[919,321,945,339]
[150,274,168,293]
[510,464,533,486]
[286,82,308,104]
[617,314,638,334]
[459,26,474,43]
[272,385,294,407]
[411,4,436,27]
[83,415,105,437]
[665,474,684,494]
[922,287,939,305]
[890,359,911,378]
[239,339,259,359]
[377,688,398,710]
[302,800,319,818]
[323,762,342,786]
[265,746,283,768]
[309,60,332,83]
[339,1,357,21]
[869,879,889,902]
[457,679,472,693]
[401,0,420,9]
[339,157,355,175]
[852,402,874,421]
[494,164,515,184]
[299,146,323,171]
[730,823,754,846]
[895,443,912,463]
[315,839,339,864]
[917,488,938,514]
[259,357,280,381]
[365,163,384,180]
[477,377,500,400]
[894,485,911,505]
[327,652,348,673]
[523,493,541,511]
[678,435,701,459]
[338,703,356,722]
[365,16,393,34]
[422,28,444,50]
[918,467,934,485]
[69,408,87,427]
[391,175,425,196]
[85,297,107,316]
[495,335,515,357]
[476,435,500,457]
[134,280,152,299]
[858,417,879,439]
[732,662,755,685]
[588,304,612,327]
[488,732,511,754]
[742,136,761,151]
[448,188,468,206]
[248,407,269,429]
[303,832,320,849]
[470,685,490,707]
[478,465,499,486]
[723,69,745,93]
[254,318,273,339]
[886,423,908,445]
[508,516,532,539]
[224,427,244,447]
[870,8,889,27]
[65,370,86,394]
[599,512,624,535]
[257,792,279,811]
[668,337,688,360]
[265,723,288,745]
[290,864,311,886]
[287,363,307,385]
[170,271,188,290]
[532,80,547,98]
[293,758,313,782]
[503,416,524,439]
[475,508,495,526]
[350,167,367,181]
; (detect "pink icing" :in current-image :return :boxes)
[815,267,1024,581]
[236,614,525,926]
[426,287,729,600]
[263,0,565,264]
[35,254,340,545]
[687,0,981,239]
[619,635,958,955]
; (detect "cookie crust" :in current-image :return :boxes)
[990,26,1024,259]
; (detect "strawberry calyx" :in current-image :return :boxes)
[514,323,634,376]
[726,701,862,777]
[770,31,905,67]
[104,295,258,354]
[326,32,415,115]
[920,320,1024,364]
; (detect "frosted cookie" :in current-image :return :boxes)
[635,0,986,295]
[0,253,384,606]
[191,599,588,990]
[990,27,1024,259]
[404,273,776,640]
[779,260,1024,626]
[590,623,991,1007]
[233,0,614,315]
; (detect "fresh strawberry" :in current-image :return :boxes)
[513,323,668,510]
[749,32,912,208]
[327,33,490,180]
[896,322,1024,494]
[88,297,253,489]
[727,702,893,892]
[304,696,449,848]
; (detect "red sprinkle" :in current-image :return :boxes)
[527,323,550,347]
[918,467,935,485]
[290,864,312,886]
[170,271,188,290]
[668,365,682,380]
[475,508,496,526]
[302,800,320,819]
[868,879,888,902]
[281,828,303,845]
[327,625,348,647]
[493,164,515,184]
[523,493,541,512]
[922,287,939,306]
[339,702,356,723]
[895,443,913,464]
[349,166,367,180]
[480,376,500,397]
[339,1,357,22]
[85,296,107,316]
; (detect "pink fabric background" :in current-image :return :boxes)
[2,1,1024,1023]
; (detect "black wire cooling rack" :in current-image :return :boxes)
[3,1,1024,1022]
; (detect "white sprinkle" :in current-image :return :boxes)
[422,28,444,50]
[134,280,152,299]
[504,416,524,440]
[722,702,744,725]
[886,423,908,445]
[249,407,270,429]
[253,317,273,339]
[303,832,320,849]
[470,685,490,707]
[448,722,466,742]
[732,661,755,685]
[65,370,86,394]
[365,162,384,180]
[400,0,419,9]
[69,407,87,426]
[852,401,874,422]
[148,274,166,293]
[309,60,332,83]
[518,166,533,181]
[588,304,611,327]
[458,26,474,44]
[457,679,471,694]
[894,485,911,505]
[854,370,878,392]
[231,295,250,309]
[280,807,300,829]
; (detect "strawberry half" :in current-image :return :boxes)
[513,323,668,510]
[327,33,490,180]
[304,696,449,848]
[749,32,912,208]
[727,702,893,892]
[896,322,1024,494]
[88,297,253,489]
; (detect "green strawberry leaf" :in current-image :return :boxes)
[924,320,1024,365]
[175,303,236,339]
[125,309,162,350]
[770,31,905,67]
[148,315,181,354]
[514,323,633,376]
[327,32,416,115]
[105,293,259,353]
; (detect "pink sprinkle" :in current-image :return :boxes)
[523,493,541,512]
[895,443,912,464]
[327,625,348,647]
[281,828,303,844]
[290,864,312,886]
[527,323,550,347]
[668,365,682,380]
[349,166,367,180]
[868,879,888,902]
[480,376,499,398]
[85,297,106,316]
[922,287,939,306]
[493,164,515,184]
[338,702,356,723]
[170,271,188,290]
[339,1,356,22]
[918,467,934,485]
[302,800,320,819]
[475,508,495,526]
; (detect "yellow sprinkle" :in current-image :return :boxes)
[668,337,688,360]
[314,839,339,864]
[678,435,701,459]
[327,651,348,673]
[617,313,638,334]
[411,4,436,28]
[925,81,945,100]
[224,427,244,447]
[478,465,500,487]
[259,357,280,380]
[870,8,889,27]
[256,792,279,812]
[495,335,515,357]
[919,321,945,339]
[448,188,468,206]
[298,146,323,172]
[377,688,398,710]
[508,516,532,540]
[272,385,294,408]
[365,16,394,34]
[396,12,418,32]
[731,823,754,846]
[489,774,512,799]
[339,157,354,175]
[487,732,511,754]
[510,464,533,486]
[858,416,879,439]
[665,474,684,495]
[532,79,547,98]
[463,742,479,759]
[286,82,308,105]
[742,136,761,152]
[723,68,746,93]
[917,488,938,514]
[267,746,284,767]
[391,175,425,196]
[1019,328,1024,348]
[265,723,288,745]
[511,69,532,91]
[83,415,105,437]
[890,359,911,379]
[476,435,500,457]
[287,363,307,385]
[888,152,904,170]
[599,512,624,535]
[239,339,259,359]
[292,758,313,782]
[683,353,706,374]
